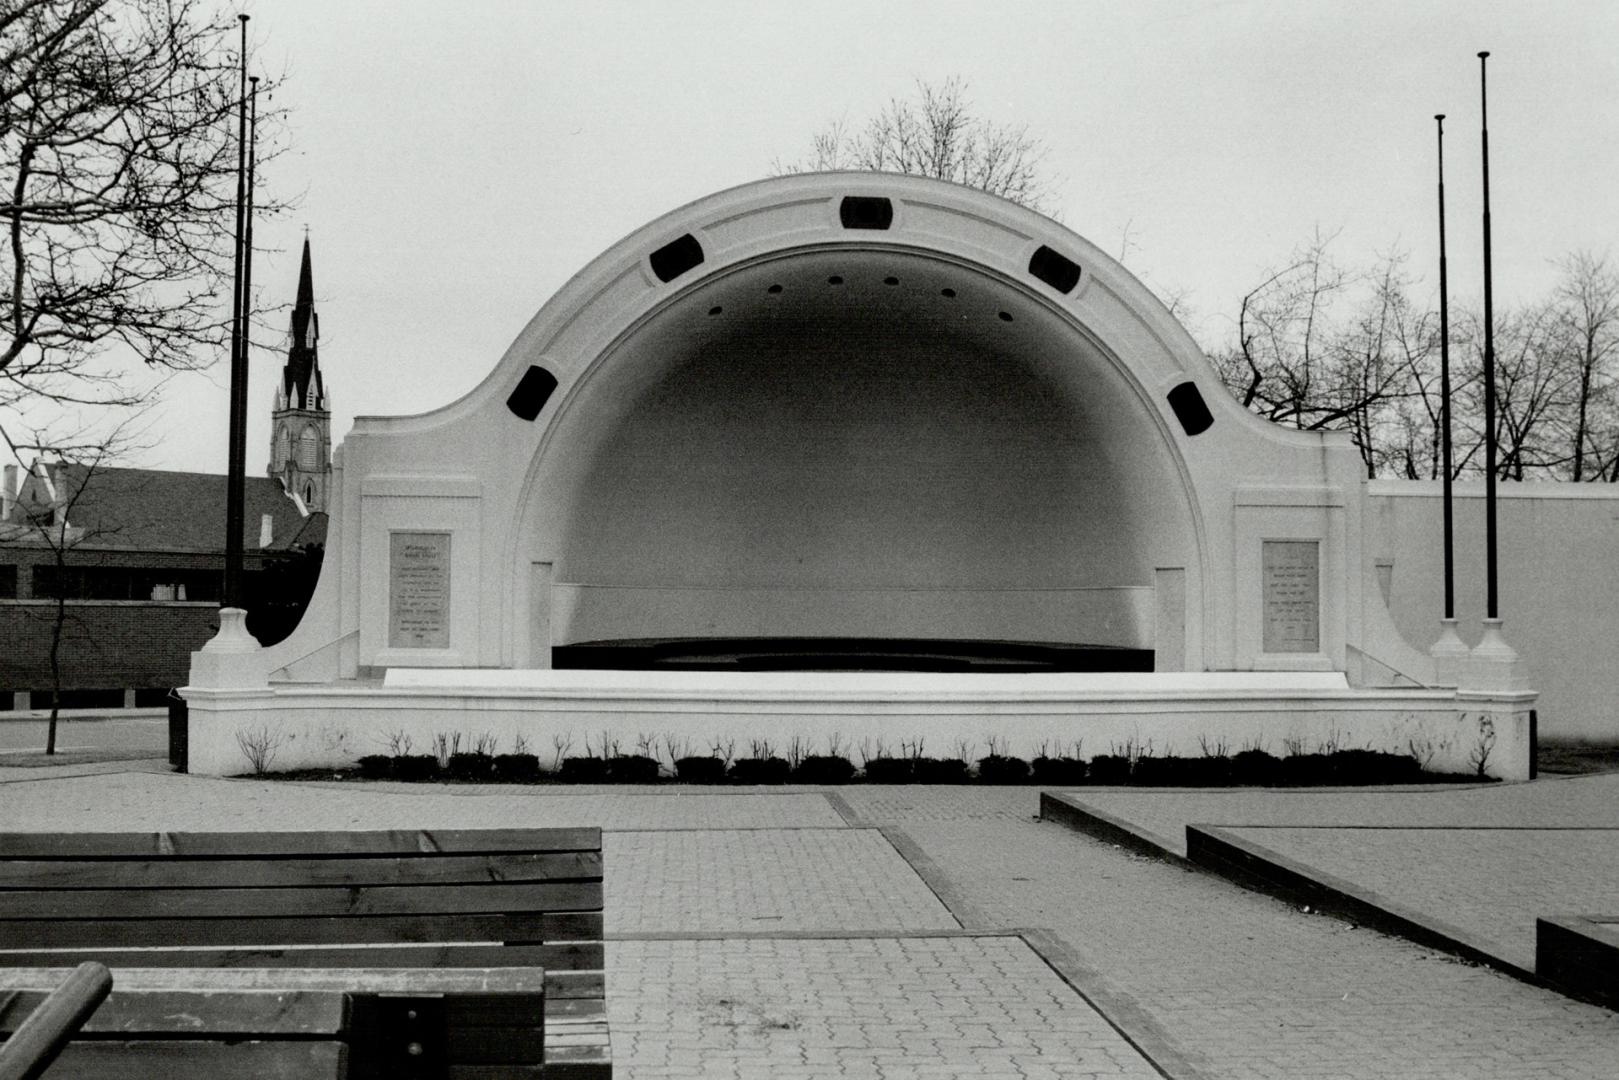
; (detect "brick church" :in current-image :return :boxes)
[0,239,332,710]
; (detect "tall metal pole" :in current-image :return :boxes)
[223,15,250,609]
[1436,115,1455,620]
[1478,51,1498,619]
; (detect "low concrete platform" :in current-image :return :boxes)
[1042,775,1619,1003]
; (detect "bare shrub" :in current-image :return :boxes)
[709,736,737,767]
[550,733,574,770]
[1468,715,1499,777]
[1405,733,1437,771]
[236,725,290,776]
[662,733,694,770]
[432,732,463,769]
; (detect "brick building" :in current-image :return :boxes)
[0,240,331,710]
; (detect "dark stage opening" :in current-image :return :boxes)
[552,638,1154,674]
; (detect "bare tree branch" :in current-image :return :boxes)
[775,77,1056,213]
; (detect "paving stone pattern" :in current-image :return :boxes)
[607,829,957,935]
[608,936,1161,1080]
[1223,825,1619,971]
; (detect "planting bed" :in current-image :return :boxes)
[248,747,1493,786]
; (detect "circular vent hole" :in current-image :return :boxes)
[708,306,723,316]
[828,275,844,285]
[883,276,899,286]
[941,288,956,298]
[767,284,783,294]
[998,311,1014,322]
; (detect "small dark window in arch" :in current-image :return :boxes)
[649,233,704,282]
[506,365,558,422]
[839,196,894,230]
[1167,381,1214,436]
[1028,245,1082,293]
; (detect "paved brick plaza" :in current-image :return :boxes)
[1,767,1615,1077]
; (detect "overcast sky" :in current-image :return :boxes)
[83,0,1619,474]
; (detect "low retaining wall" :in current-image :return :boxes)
[183,670,1533,780]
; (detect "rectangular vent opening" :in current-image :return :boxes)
[650,234,704,282]
[839,196,894,230]
[1028,245,1082,293]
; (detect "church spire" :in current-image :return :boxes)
[269,232,332,513]
[281,234,323,411]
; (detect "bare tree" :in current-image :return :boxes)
[777,77,1055,212]
[0,421,138,753]
[1550,251,1619,480]
[1215,234,1619,483]
[1455,302,1577,481]
[2,0,288,415]
[1211,233,1436,475]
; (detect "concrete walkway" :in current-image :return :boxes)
[1,771,1615,1078]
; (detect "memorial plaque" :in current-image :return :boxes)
[1262,540,1319,653]
[389,532,451,649]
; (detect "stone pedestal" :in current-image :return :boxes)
[1463,617,1531,693]
[188,608,268,689]
[1428,618,1470,687]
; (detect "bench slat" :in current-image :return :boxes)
[0,942,602,973]
[0,987,346,1036]
[543,912,603,941]
[0,911,560,949]
[0,880,602,920]
[0,829,601,858]
[0,851,601,890]
[40,1039,345,1079]
[544,971,606,1000]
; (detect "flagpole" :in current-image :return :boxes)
[223,14,250,610]
[1463,49,1525,699]
[1479,50,1498,620]
[1436,114,1454,620]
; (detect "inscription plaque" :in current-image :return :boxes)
[1262,540,1319,653]
[389,532,451,649]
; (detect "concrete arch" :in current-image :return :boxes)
[485,176,1226,670]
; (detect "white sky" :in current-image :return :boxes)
[81,0,1619,473]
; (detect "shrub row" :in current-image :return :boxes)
[349,747,1483,785]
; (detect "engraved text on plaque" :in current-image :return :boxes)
[389,532,451,649]
[1262,540,1319,653]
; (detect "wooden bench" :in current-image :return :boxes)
[0,829,609,1078]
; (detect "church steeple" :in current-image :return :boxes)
[269,234,332,514]
[280,235,324,412]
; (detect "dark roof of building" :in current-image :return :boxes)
[4,463,325,553]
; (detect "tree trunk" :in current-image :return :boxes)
[47,587,63,755]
